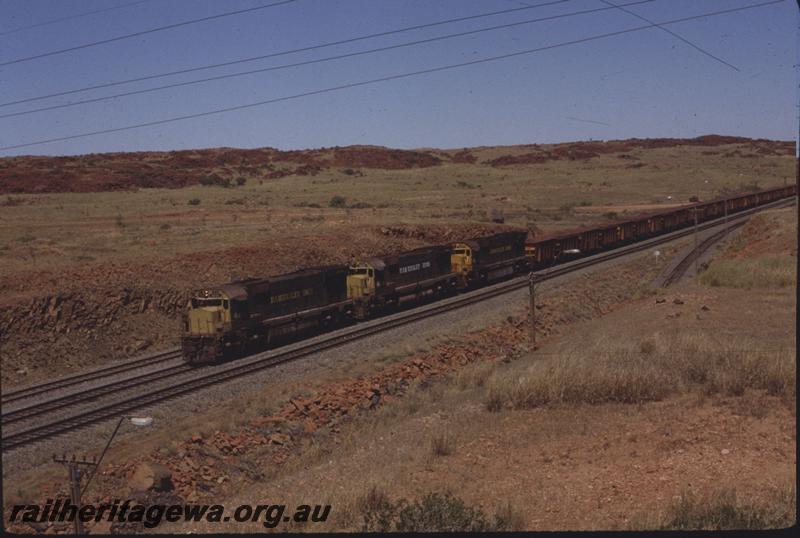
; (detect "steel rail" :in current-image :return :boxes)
[1,363,191,426]
[661,221,746,287]
[1,349,182,405]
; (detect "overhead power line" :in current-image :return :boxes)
[0,0,576,109]
[0,0,156,37]
[565,116,612,126]
[0,0,657,120]
[0,0,299,67]
[0,0,783,153]
[599,0,739,71]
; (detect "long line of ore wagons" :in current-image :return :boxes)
[182,184,796,364]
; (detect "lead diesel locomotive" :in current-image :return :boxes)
[182,266,351,364]
[182,231,530,364]
[182,185,796,365]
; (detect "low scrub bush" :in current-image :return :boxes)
[329,195,347,208]
[360,491,517,532]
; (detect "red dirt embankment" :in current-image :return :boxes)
[1,136,793,194]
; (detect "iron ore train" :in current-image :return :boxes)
[181,185,796,365]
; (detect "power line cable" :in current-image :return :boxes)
[0,0,157,37]
[0,0,576,109]
[0,0,298,67]
[598,0,740,71]
[0,0,156,37]
[0,0,657,120]
[0,0,783,153]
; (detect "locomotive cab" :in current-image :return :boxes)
[347,261,380,319]
[450,243,473,276]
[347,263,377,299]
[185,290,232,335]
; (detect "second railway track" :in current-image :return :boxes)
[2,196,794,452]
[1,348,182,405]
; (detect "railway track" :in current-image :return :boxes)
[2,196,793,452]
[1,363,191,427]
[1,348,182,405]
[661,220,746,287]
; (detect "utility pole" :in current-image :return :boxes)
[724,198,728,228]
[528,271,536,349]
[528,249,580,351]
[693,207,699,277]
[53,454,98,535]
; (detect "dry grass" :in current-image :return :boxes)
[0,142,792,275]
[699,257,796,289]
[454,360,495,390]
[650,484,796,530]
[430,431,455,457]
[485,334,795,411]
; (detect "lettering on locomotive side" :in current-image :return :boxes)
[489,244,512,255]
[269,288,314,304]
[399,261,431,274]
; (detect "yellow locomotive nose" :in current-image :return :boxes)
[185,295,230,335]
[187,307,224,335]
[347,274,370,299]
[347,264,375,299]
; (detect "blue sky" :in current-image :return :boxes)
[0,0,796,156]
